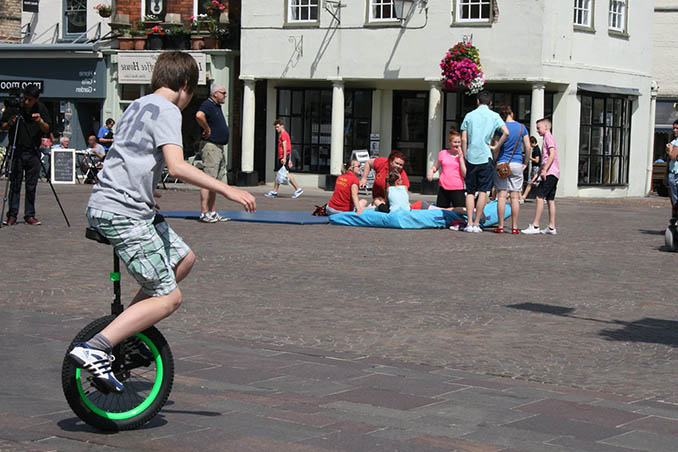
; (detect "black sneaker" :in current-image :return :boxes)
[124,336,154,365]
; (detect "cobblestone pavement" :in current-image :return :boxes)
[0,182,677,451]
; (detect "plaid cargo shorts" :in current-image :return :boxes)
[86,207,191,297]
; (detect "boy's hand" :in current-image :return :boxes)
[224,187,256,212]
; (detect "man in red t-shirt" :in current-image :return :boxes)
[359,150,409,200]
[265,119,303,198]
[327,159,367,215]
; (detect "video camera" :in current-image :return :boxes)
[1,88,23,119]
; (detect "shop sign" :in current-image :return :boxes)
[23,0,38,13]
[0,59,106,99]
[0,80,43,93]
[118,53,206,85]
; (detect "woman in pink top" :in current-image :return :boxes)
[427,128,467,209]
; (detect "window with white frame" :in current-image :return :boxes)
[574,0,593,27]
[288,0,319,23]
[369,0,399,22]
[455,0,491,23]
[609,0,627,32]
[64,0,87,37]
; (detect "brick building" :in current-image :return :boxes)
[0,0,21,40]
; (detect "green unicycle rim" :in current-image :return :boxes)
[75,332,163,420]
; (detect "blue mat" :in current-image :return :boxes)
[329,200,510,229]
[158,210,330,225]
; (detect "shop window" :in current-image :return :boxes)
[574,0,594,29]
[343,90,373,162]
[608,0,627,34]
[454,0,492,23]
[63,0,87,38]
[369,0,399,23]
[578,93,631,186]
[276,88,371,174]
[286,0,319,24]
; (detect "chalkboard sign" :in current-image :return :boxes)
[51,149,75,184]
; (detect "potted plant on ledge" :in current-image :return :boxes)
[94,3,112,18]
[204,19,227,49]
[146,25,165,50]
[204,0,227,18]
[165,25,192,50]
[130,26,147,50]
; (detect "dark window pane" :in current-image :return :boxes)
[580,126,590,155]
[292,91,303,115]
[581,96,592,125]
[590,156,603,184]
[481,4,490,19]
[593,98,604,124]
[579,157,590,184]
[591,127,604,154]
[278,90,291,116]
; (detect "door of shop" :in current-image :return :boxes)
[392,91,428,179]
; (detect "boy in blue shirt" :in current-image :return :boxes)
[68,52,256,392]
[460,90,508,232]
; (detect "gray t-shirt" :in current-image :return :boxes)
[88,94,183,219]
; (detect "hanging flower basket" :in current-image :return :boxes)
[204,0,226,17]
[94,3,112,18]
[440,42,485,95]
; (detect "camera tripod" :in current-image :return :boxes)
[0,113,70,228]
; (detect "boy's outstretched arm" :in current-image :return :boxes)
[162,144,256,212]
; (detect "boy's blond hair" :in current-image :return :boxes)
[537,118,552,129]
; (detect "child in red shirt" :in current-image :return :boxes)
[327,159,367,215]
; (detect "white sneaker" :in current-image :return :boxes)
[209,212,230,222]
[264,191,278,198]
[464,225,475,233]
[291,188,304,199]
[473,225,483,233]
[521,224,541,235]
[541,226,557,235]
[199,212,218,223]
[68,343,124,393]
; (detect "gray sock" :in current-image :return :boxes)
[86,333,113,353]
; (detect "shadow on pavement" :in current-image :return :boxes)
[507,302,678,347]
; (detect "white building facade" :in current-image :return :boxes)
[240,0,653,197]
[652,1,678,160]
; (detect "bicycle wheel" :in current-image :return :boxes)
[61,315,174,431]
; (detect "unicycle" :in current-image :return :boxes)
[61,218,174,431]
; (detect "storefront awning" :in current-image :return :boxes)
[577,83,642,97]
[0,57,106,99]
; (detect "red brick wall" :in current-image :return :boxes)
[115,0,237,25]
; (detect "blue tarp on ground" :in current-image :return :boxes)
[158,210,330,225]
[329,200,510,229]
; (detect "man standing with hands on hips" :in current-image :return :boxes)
[195,83,230,223]
[0,85,50,226]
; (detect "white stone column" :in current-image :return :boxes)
[647,80,659,195]
[330,78,344,176]
[241,77,256,173]
[426,78,443,174]
[530,83,546,141]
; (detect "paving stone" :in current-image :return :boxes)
[503,414,629,441]
[547,436,646,452]
[620,415,678,436]
[516,398,646,428]
[345,373,467,397]
[409,434,506,452]
[460,425,573,452]
[600,430,678,452]
[324,387,437,410]
[254,375,354,397]
[300,431,451,452]
[280,362,368,381]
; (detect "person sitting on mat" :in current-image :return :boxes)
[326,158,368,215]
[375,172,464,214]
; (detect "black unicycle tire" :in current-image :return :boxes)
[61,315,174,431]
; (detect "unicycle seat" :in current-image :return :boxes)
[85,227,110,245]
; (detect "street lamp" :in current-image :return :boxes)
[394,0,415,22]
